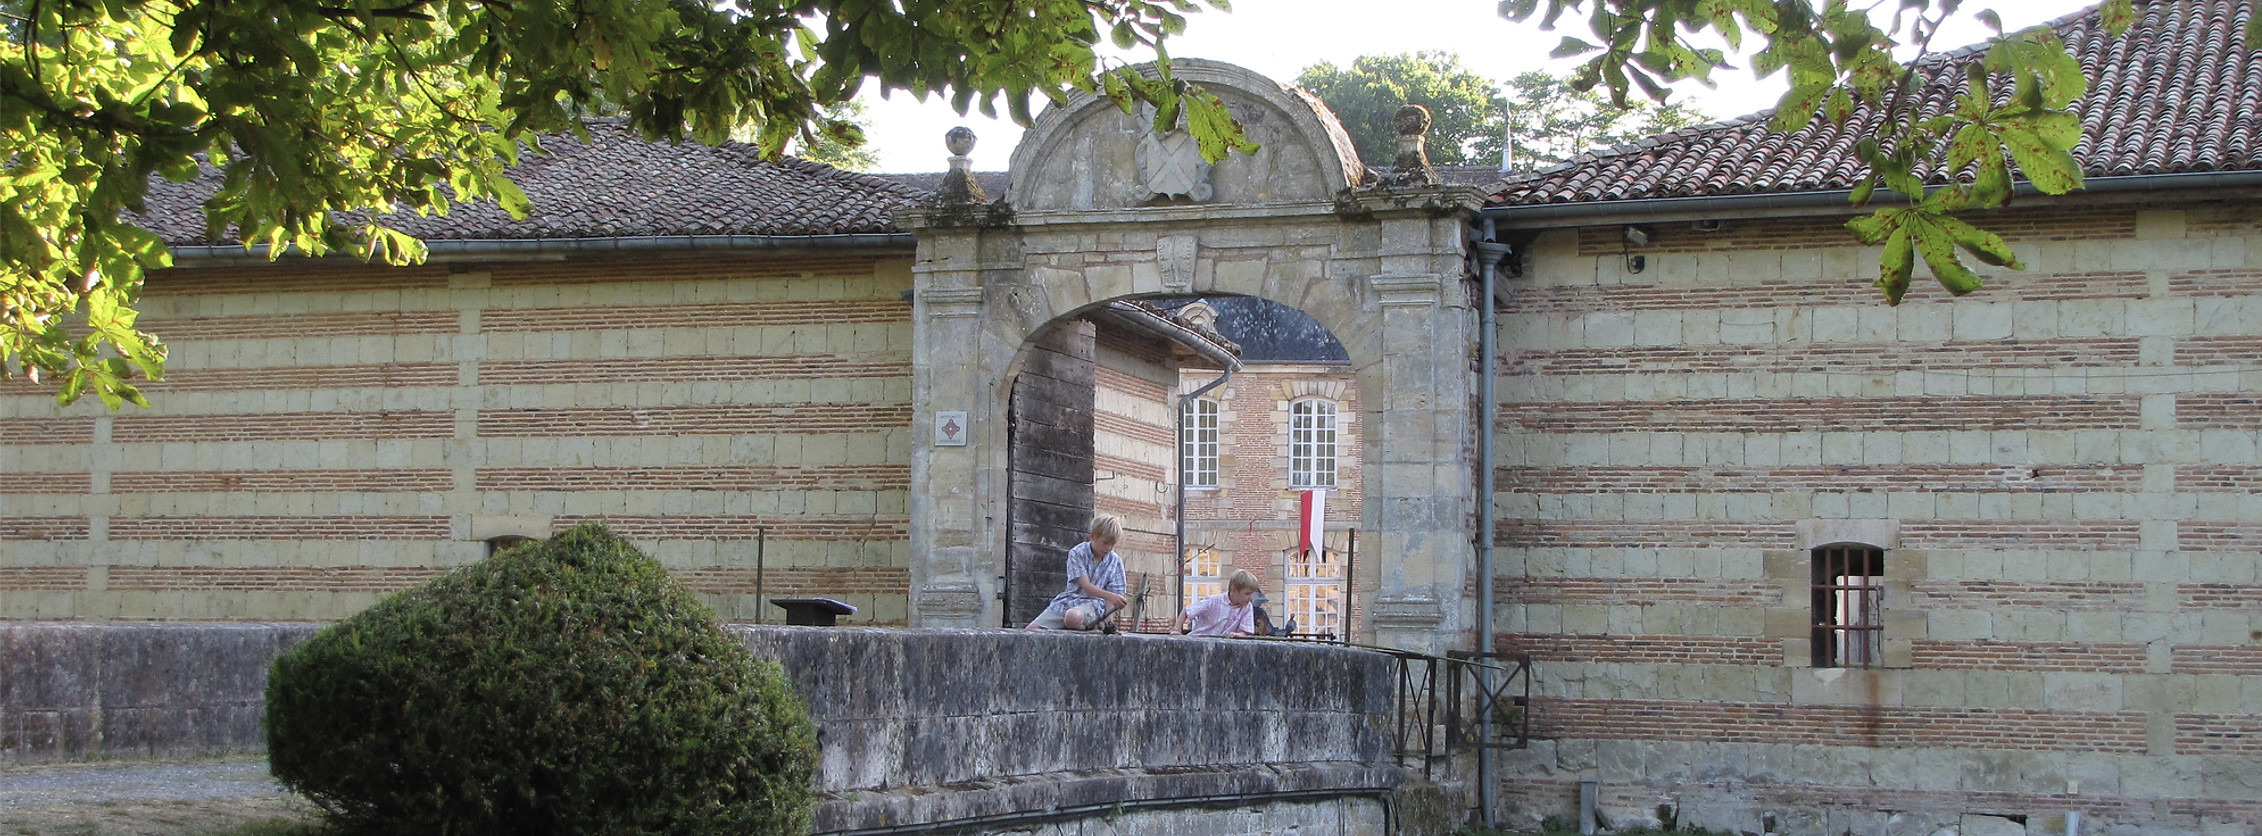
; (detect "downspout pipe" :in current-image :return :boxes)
[1175,366,1235,626]
[1472,218,1514,829]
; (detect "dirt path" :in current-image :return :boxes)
[0,756,317,836]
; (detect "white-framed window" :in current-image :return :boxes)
[1181,397,1219,488]
[1284,547,1343,639]
[1182,545,1223,604]
[1289,398,1337,488]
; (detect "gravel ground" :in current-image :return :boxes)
[0,757,318,836]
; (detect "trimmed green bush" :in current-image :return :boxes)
[266,524,816,835]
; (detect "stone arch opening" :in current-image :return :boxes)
[996,294,1363,637]
[902,58,1486,652]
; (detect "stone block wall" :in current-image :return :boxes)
[1492,202,2262,834]
[0,251,917,625]
[732,626,1401,833]
[1,622,317,764]
[1092,328,1184,632]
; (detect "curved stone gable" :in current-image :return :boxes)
[1005,59,1366,212]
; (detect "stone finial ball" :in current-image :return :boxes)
[1393,104,1432,137]
[945,126,977,156]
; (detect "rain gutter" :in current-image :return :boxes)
[1478,170,2262,227]
[168,233,917,262]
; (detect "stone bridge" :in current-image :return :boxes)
[1,623,1420,835]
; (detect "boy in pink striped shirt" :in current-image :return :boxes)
[1179,570,1258,637]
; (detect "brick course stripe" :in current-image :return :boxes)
[1910,580,2146,610]
[674,566,909,596]
[3,473,95,494]
[112,411,456,443]
[1095,365,1172,399]
[2175,714,2262,755]
[1506,338,2140,376]
[1496,519,1794,549]
[1499,633,1781,666]
[142,363,458,392]
[2178,583,2262,609]
[1500,396,2139,433]
[2178,394,2262,428]
[139,311,460,340]
[0,517,91,540]
[2171,645,2262,675]
[480,355,908,386]
[108,516,453,540]
[484,256,886,288]
[0,567,90,590]
[1094,411,1177,450]
[2168,268,2262,297]
[2178,522,2262,549]
[479,404,908,437]
[112,470,455,494]
[1902,519,2142,550]
[1095,452,1169,483]
[482,300,905,332]
[146,264,449,296]
[2175,466,2262,491]
[1504,271,2146,313]
[1496,577,1781,606]
[105,566,449,592]
[550,515,906,540]
[1528,697,2148,753]
[1910,640,2149,673]
[2173,336,2262,366]
[474,465,908,492]
[1499,464,2140,494]
[0,418,95,445]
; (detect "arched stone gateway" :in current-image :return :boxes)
[900,60,1485,651]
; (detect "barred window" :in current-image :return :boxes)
[1284,547,1343,639]
[1289,399,1337,488]
[1812,544,1884,668]
[1180,397,1219,488]
[1182,546,1223,604]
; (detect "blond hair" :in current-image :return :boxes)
[1089,514,1122,540]
[1227,569,1259,594]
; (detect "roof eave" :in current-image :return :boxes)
[167,232,917,264]
[1482,170,2262,228]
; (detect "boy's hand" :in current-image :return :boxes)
[1104,592,1130,610]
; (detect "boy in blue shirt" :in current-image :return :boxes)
[1025,515,1128,630]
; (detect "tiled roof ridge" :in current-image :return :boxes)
[1486,0,2261,207]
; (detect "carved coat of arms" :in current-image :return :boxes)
[1135,129,1213,202]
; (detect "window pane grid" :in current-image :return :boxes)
[1180,399,1219,487]
[1286,548,1343,638]
[1182,546,1222,604]
[1289,400,1337,488]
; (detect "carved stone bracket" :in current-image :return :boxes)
[919,287,985,318]
[1157,235,1198,291]
[1368,273,1444,308]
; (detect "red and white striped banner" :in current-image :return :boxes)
[1298,489,1326,555]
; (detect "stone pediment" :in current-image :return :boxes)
[1006,59,1365,213]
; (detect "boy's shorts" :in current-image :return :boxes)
[1028,601,1105,630]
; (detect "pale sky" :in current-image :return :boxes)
[857,0,2100,173]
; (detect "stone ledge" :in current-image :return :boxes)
[814,760,1402,835]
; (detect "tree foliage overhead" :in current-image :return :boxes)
[0,0,1247,407]
[1498,69,1702,169]
[1296,52,1503,168]
[1297,54,1701,172]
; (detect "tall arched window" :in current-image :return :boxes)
[1289,398,1337,488]
[1181,397,1219,488]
